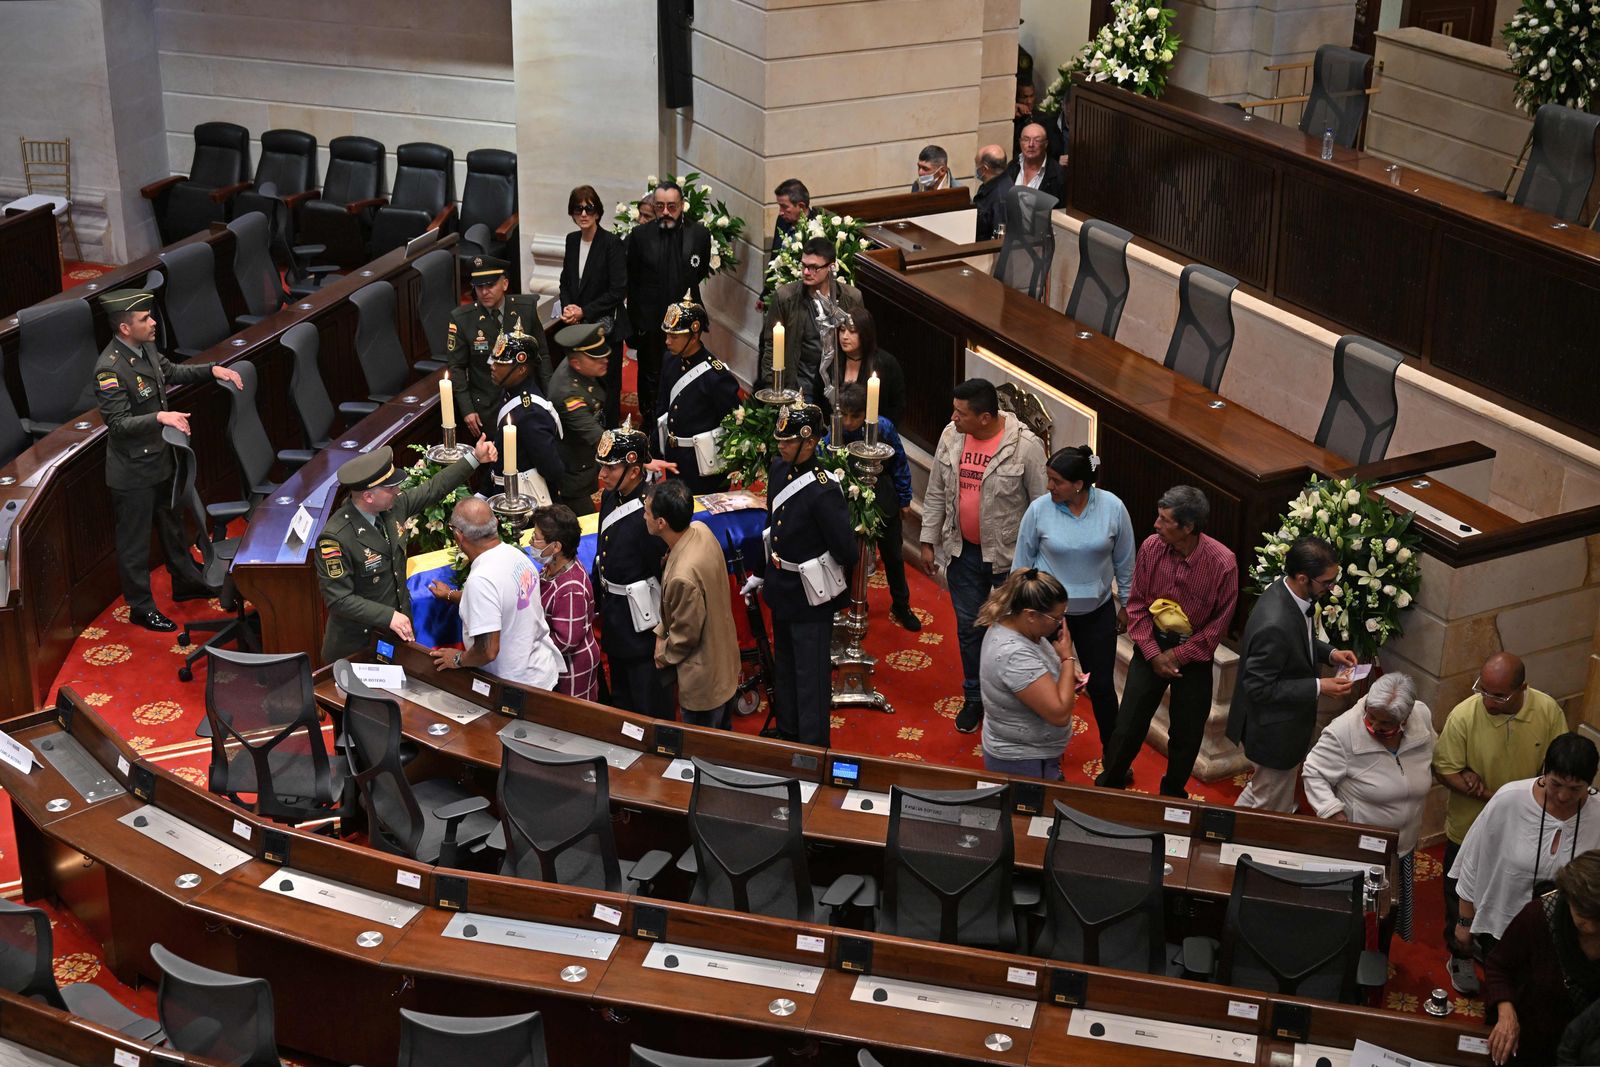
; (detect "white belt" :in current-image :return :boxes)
[771,552,825,573]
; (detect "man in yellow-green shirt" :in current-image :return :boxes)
[1432,651,1569,994]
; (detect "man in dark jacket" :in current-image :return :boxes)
[991,123,1067,207]
[756,237,864,411]
[972,144,1009,241]
[625,180,711,426]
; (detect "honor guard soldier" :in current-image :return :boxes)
[548,322,610,516]
[447,256,549,439]
[94,288,244,632]
[654,294,740,496]
[593,422,672,718]
[760,403,858,746]
[314,438,495,663]
[489,325,566,505]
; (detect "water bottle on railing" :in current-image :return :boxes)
[1321,126,1334,161]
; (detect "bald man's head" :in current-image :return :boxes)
[976,145,1007,181]
[1477,651,1528,714]
[1018,123,1048,163]
[450,497,499,543]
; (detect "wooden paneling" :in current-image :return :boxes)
[0,205,62,318]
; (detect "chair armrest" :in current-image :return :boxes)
[276,448,316,469]
[427,204,456,231]
[415,359,445,373]
[1179,936,1218,979]
[1357,949,1388,989]
[206,500,252,523]
[306,265,340,275]
[1334,440,1497,482]
[283,188,321,209]
[819,874,867,909]
[291,243,328,258]
[210,180,253,204]
[434,795,490,822]
[140,174,186,200]
[626,849,673,887]
[675,847,697,876]
[234,314,267,329]
[20,418,61,439]
[1235,95,1310,110]
[1011,874,1042,911]
[345,196,388,215]
[494,212,520,242]
[339,400,380,419]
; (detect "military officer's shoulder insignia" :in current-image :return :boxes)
[521,394,532,409]
[709,358,725,371]
[96,371,120,393]
[448,321,458,333]
[317,538,345,579]
[815,469,830,484]
[565,397,587,412]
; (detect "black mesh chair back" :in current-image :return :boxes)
[991,186,1058,300]
[630,1047,773,1067]
[400,1009,547,1067]
[1300,45,1373,150]
[160,122,251,242]
[1037,802,1168,972]
[1219,857,1366,1002]
[415,248,458,361]
[0,366,26,467]
[228,212,287,321]
[1313,334,1404,464]
[334,667,430,858]
[0,899,161,1038]
[1163,264,1239,393]
[283,321,333,449]
[235,129,318,250]
[370,142,456,255]
[881,784,1015,950]
[687,758,814,921]
[150,943,280,1067]
[203,646,337,822]
[226,362,277,504]
[158,241,231,358]
[1065,220,1133,338]
[498,745,623,891]
[1515,104,1600,222]
[350,280,410,400]
[16,298,97,431]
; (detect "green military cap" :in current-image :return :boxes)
[774,403,825,440]
[98,289,156,314]
[336,445,407,491]
[467,255,509,286]
[596,420,650,466]
[555,322,611,359]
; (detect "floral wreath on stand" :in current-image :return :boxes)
[1249,476,1424,662]
[716,404,885,539]
[763,212,870,304]
[612,172,746,276]
[1503,0,1600,113]
[1039,0,1182,112]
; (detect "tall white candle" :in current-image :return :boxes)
[772,321,786,373]
[502,423,517,476]
[866,372,881,426]
[438,378,455,429]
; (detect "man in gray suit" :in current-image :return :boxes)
[1227,536,1357,811]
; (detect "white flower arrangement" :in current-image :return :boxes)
[1504,0,1600,112]
[1250,476,1424,661]
[612,172,747,277]
[1039,0,1181,113]
[763,212,869,302]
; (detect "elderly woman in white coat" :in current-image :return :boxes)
[1303,672,1436,948]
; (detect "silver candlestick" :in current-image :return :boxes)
[425,424,468,465]
[488,470,535,533]
[830,421,895,715]
[754,360,802,408]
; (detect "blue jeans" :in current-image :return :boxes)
[982,751,1064,781]
[948,540,1006,702]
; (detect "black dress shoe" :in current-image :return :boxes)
[890,605,922,632]
[129,608,177,633]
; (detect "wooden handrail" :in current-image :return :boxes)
[1336,440,1496,482]
[817,186,970,223]
[902,238,1004,267]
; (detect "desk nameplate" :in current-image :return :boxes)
[497,720,642,770]
[849,975,1036,1028]
[117,805,250,874]
[442,911,619,960]
[30,731,122,803]
[642,941,823,995]
[1065,1009,1258,1063]
[256,867,422,928]
[383,680,492,725]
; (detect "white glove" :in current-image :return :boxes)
[740,575,765,597]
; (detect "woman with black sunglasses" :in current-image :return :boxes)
[558,184,628,338]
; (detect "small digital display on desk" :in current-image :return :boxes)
[829,759,860,787]
[375,639,395,662]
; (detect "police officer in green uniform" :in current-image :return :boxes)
[446,256,549,438]
[547,322,611,516]
[313,438,495,663]
[93,289,244,632]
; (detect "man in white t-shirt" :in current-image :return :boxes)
[427,497,562,689]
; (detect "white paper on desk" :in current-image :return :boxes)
[1219,842,1375,876]
[386,677,492,725]
[1295,1043,1353,1067]
[352,662,405,690]
[285,504,314,546]
[0,730,34,774]
[662,759,818,803]
[1066,1009,1257,1063]
[643,941,823,994]
[257,867,422,928]
[841,789,892,815]
[850,975,1036,1027]
[1025,816,1190,858]
[1349,1039,1438,1067]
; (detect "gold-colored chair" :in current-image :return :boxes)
[17,137,82,261]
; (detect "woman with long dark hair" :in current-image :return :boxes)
[836,308,905,426]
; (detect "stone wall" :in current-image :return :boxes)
[1366,28,1531,193]
[1169,0,1358,102]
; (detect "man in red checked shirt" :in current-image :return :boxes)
[1095,485,1238,798]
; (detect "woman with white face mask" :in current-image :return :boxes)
[530,505,602,702]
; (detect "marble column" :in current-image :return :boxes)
[1169,0,1357,102]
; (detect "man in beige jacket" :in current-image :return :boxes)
[645,479,741,728]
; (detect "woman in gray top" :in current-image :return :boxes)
[976,569,1089,780]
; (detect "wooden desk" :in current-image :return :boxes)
[0,203,62,319]
[0,988,232,1067]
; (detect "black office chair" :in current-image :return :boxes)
[141,122,252,244]
[369,142,456,257]
[1163,264,1240,393]
[413,247,457,372]
[223,362,311,512]
[233,128,319,265]
[0,363,27,467]
[399,1009,547,1067]
[497,745,670,893]
[1503,103,1600,223]
[227,212,288,328]
[204,647,344,823]
[455,148,519,284]
[991,185,1057,300]
[878,784,1016,951]
[1034,802,1180,975]
[158,241,232,359]
[296,134,387,271]
[0,899,161,1040]
[166,428,258,681]
[149,943,280,1067]
[1064,219,1133,338]
[1313,334,1404,464]
[856,1052,885,1067]
[1300,45,1373,150]
[630,1047,772,1067]
[283,321,336,449]
[343,280,414,420]
[1188,857,1385,1003]
[15,299,97,436]
[333,661,497,867]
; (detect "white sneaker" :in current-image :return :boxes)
[1447,956,1479,995]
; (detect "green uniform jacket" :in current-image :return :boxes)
[445,294,549,429]
[93,339,217,489]
[314,454,477,662]
[547,358,606,504]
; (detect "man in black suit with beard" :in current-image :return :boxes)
[1227,535,1357,812]
[625,180,711,429]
